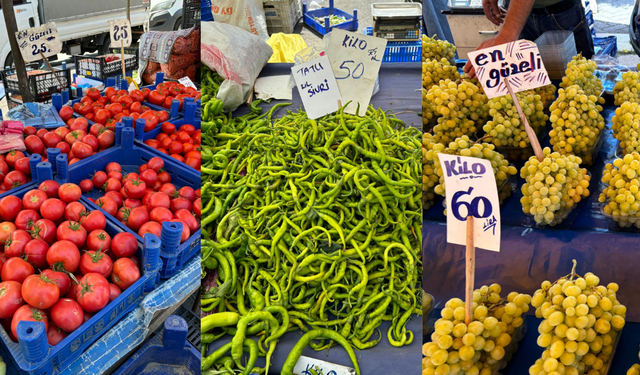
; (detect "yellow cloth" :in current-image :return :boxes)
[266,33,308,63]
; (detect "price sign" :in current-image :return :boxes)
[325,29,386,115]
[179,76,197,89]
[467,40,551,99]
[109,19,132,47]
[15,22,62,63]
[438,154,501,252]
[292,356,356,375]
[291,54,342,120]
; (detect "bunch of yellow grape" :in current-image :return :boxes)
[529,261,626,375]
[560,55,604,100]
[548,85,605,165]
[422,34,456,61]
[422,133,442,209]
[520,147,591,225]
[483,91,548,147]
[627,348,640,375]
[422,59,460,128]
[422,284,531,375]
[599,153,640,228]
[613,64,640,106]
[426,79,489,144]
[535,84,558,108]
[612,101,640,156]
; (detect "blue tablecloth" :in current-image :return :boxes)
[423,101,640,322]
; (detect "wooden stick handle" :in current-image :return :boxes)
[465,216,475,325]
[121,40,126,79]
[504,77,544,162]
[40,52,63,88]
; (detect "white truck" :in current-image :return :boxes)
[0,0,150,68]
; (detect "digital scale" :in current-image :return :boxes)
[371,3,422,42]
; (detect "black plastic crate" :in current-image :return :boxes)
[183,0,201,29]
[75,54,138,81]
[1,67,71,101]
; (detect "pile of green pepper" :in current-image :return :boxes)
[201,66,226,123]
[201,97,422,374]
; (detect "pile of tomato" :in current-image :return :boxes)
[144,81,200,111]
[0,181,141,345]
[78,157,200,242]
[23,118,116,166]
[142,122,200,170]
[0,150,32,193]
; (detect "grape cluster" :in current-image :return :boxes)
[426,79,489,144]
[613,65,640,106]
[627,349,640,375]
[548,85,605,165]
[422,133,443,210]
[427,136,517,206]
[422,284,531,375]
[529,262,626,375]
[560,55,604,100]
[520,147,591,225]
[612,101,640,156]
[422,34,456,61]
[423,59,460,128]
[534,84,558,109]
[483,91,548,148]
[599,153,640,228]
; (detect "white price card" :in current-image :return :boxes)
[291,54,342,120]
[179,76,197,89]
[325,29,387,115]
[15,22,62,63]
[467,40,551,99]
[293,355,356,375]
[109,19,132,47]
[438,154,501,252]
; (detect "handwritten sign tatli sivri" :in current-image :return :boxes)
[325,29,387,115]
[438,154,501,252]
[15,22,62,63]
[291,55,342,120]
[467,40,550,99]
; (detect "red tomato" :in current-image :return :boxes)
[11,305,48,340]
[86,229,111,252]
[15,210,40,231]
[79,179,93,192]
[0,160,8,178]
[105,87,116,99]
[110,232,137,258]
[0,195,22,221]
[170,219,190,243]
[82,135,99,152]
[41,269,71,295]
[107,170,123,181]
[23,126,36,136]
[149,207,173,222]
[148,157,165,173]
[138,221,162,239]
[179,124,196,136]
[103,178,122,192]
[176,131,190,143]
[160,137,172,149]
[170,198,192,213]
[104,118,117,131]
[148,192,171,210]
[56,222,87,248]
[168,141,183,154]
[138,116,158,132]
[184,157,200,170]
[31,219,57,244]
[36,128,48,139]
[158,183,176,196]
[46,240,81,273]
[50,298,83,333]
[92,171,108,189]
[106,162,122,174]
[79,248,113,278]
[161,122,175,134]
[5,230,31,258]
[104,191,123,207]
[43,132,63,148]
[39,180,60,199]
[144,139,160,149]
[39,198,66,222]
[5,150,24,168]
[4,171,27,190]
[47,322,67,345]
[69,120,88,132]
[174,209,198,233]
[0,221,15,246]
[124,179,146,199]
[182,143,195,154]
[59,106,74,121]
[147,90,166,105]
[81,211,106,233]
[23,190,48,211]
[24,239,48,269]
[124,198,141,209]
[108,284,121,302]
[171,155,184,163]
[89,124,105,137]
[56,142,71,154]
[86,88,101,101]
[58,183,82,203]
[157,171,171,184]
[111,258,140,291]
[126,207,149,232]
[95,196,118,216]
[97,130,115,149]
[13,158,30,176]
[25,135,45,155]
[76,273,110,312]
[54,127,70,138]
[64,131,86,146]
[1,258,34,283]
[117,95,133,109]
[106,103,124,118]
[22,274,60,310]
[71,141,93,159]
[0,281,23,319]
[177,187,196,202]
[93,109,110,124]
[64,202,86,222]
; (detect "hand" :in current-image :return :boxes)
[463,33,513,79]
[482,0,507,26]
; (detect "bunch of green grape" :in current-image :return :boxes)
[422,284,531,375]
[422,34,456,61]
[548,85,605,165]
[520,147,591,226]
[534,84,558,109]
[612,101,640,156]
[599,153,640,228]
[427,136,517,206]
[422,59,460,129]
[483,91,548,148]
[613,64,640,106]
[422,133,443,210]
[426,79,489,144]
[560,55,604,99]
[529,261,626,375]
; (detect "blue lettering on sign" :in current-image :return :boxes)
[301,363,338,375]
[297,62,324,77]
[341,35,367,50]
[483,215,497,235]
[443,157,487,177]
[485,52,542,89]
[451,186,493,221]
[306,79,331,97]
[336,60,364,80]
[28,28,53,42]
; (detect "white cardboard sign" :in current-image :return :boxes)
[15,22,62,63]
[467,40,551,99]
[293,355,356,375]
[109,19,132,47]
[438,154,501,252]
[291,55,342,120]
[325,29,387,115]
[179,76,197,89]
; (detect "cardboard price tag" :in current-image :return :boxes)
[109,19,132,47]
[291,55,342,119]
[467,40,551,99]
[15,22,62,63]
[438,154,501,252]
[293,356,356,375]
[325,29,386,115]
[179,76,197,89]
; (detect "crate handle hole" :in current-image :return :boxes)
[26,327,33,334]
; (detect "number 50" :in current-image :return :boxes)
[336,60,364,80]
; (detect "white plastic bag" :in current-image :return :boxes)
[201,22,273,111]
[210,0,269,41]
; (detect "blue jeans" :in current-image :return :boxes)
[519,0,595,58]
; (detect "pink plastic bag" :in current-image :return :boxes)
[0,134,26,153]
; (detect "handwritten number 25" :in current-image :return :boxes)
[451,187,492,221]
[336,60,364,80]
[31,43,46,55]
[113,25,128,41]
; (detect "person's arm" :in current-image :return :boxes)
[464,0,536,77]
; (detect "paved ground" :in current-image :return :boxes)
[591,0,639,64]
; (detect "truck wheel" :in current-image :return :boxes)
[4,53,13,69]
[174,17,182,30]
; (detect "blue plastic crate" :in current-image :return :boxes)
[137,73,201,119]
[7,102,66,128]
[135,100,199,141]
[202,0,213,22]
[0,184,162,375]
[594,35,618,57]
[363,27,422,63]
[112,315,199,375]
[303,0,358,35]
[56,127,201,280]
